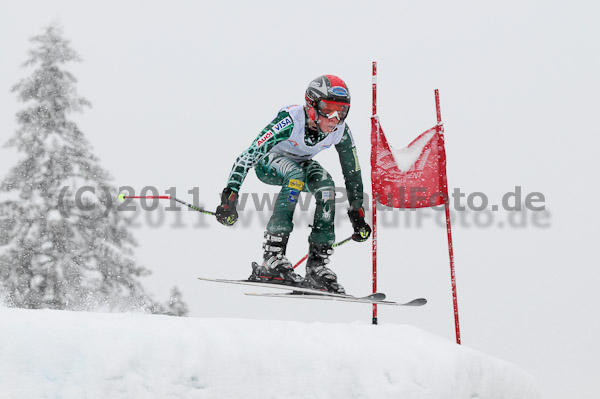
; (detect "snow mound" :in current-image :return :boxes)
[0,307,540,399]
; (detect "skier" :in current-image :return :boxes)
[215,75,371,294]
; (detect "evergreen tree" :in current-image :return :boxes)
[0,24,187,316]
[159,287,189,317]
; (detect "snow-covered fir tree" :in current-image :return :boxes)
[162,287,188,317]
[0,24,187,316]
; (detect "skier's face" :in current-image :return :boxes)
[307,113,338,134]
[315,100,349,133]
[317,113,339,133]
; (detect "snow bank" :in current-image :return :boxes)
[0,306,540,399]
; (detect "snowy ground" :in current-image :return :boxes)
[0,306,540,399]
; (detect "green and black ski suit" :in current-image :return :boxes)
[225,104,364,245]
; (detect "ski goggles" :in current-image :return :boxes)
[317,100,350,122]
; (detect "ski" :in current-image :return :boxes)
[197,276,426,306]
[245,292,427,307]
[197,276,386,299]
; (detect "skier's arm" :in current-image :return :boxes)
[225,111,294,193]
[335,125,364,211]
[336,125,371,241]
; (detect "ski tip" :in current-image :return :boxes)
[405,298,427,306]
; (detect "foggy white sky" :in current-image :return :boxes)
[1,1,599,398]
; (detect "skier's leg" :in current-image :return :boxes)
[303,161,344,294]
[251,154,305,283]
[304,160,336,245]
[255,153,305,236]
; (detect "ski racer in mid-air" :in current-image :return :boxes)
[215,75,371,294]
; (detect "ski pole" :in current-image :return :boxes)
[292,236,353,269]
[170,197,216,216]
[118,194,216,216]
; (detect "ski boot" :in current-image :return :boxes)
[304,243,345,294]
[249,232,304,286]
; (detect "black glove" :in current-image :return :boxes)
[348,207,371,242]
[215,187,238,226]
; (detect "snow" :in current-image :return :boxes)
[390,129,437,173]
[0,306,541,399]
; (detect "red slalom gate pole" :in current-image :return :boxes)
[371,62,379,325]
[435,89,462,344]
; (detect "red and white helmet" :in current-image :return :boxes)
[305,75,351,124]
